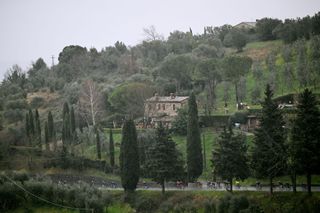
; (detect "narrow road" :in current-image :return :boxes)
[100,186,320,192]
[45,174,320,192]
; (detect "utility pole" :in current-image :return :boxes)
[51,55,55,71]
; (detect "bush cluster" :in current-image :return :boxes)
[0,179,111,212]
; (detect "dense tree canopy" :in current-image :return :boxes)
[146,124,184,193]
[251,84,287,194]
[212,127,249,192]
[290,89,320,195]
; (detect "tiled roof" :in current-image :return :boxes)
[234,22,256,28]
[146,96,189,103]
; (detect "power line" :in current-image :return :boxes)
[3,174,94,212]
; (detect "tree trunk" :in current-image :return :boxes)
[202,134,206,169]
[161,179,165,194]
[229,178,233,192]
[291,172,297,193]
[270,177,273,194]
[208,81,216,110]
[307,172,312,195]
[235,83,239,108]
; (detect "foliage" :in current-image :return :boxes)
[230,111,249,124]
[158,54,195,92]
[137,129,156,177]
[109,82,155,119]
[120,119,139,191]
[96,130,101,159]
[30,97,45,108]
[255,18,282,41]
[62,102,71,150]
[251,84,287,193]
[222,56,252,104]
[109,128,115,168]
[145,124,184,193]
[290,89,320,194]
[171,107,188,135]
[186,92,203,182]
[212,128,249,191]
[194,59,222,111]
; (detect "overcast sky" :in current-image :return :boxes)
[0,0,319,80]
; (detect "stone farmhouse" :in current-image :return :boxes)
[234,22,256,30]
[144,93,189,128]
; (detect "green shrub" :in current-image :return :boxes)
[13,172,29,184]
[5,99,28,109]
[3,109,24,123]
[230,111,248,124]
[204,199,216,213]
[199,115,230,128]
[171,108,188,135]
[229,195,249,213]
[217,194,231,213]
[135,196,158,213]
[159,200,174,213]
[30,97,45,108]
[0,183,25,211]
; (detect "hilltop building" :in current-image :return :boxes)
[144,93,189,127]
[234,22,256,29]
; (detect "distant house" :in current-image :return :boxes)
[144,93,189,127]
[234,22,256,29]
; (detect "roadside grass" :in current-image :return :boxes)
[10,206,78,213]
[106,203,135,213]
[5,186,320,213]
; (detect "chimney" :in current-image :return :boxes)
[170,93,175,99]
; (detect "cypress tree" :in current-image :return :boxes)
[96,130,101,159]
[35,109,41,148]
[28,109,35,136]
[70,107,76,134]
[48,111,54,140]
[251,84,287,194]
[186,92,203,182]
[109,128,115,168]
[25,113,30,139]
[290,89,320,195]
[120,119,139,192]
[63,102,70,118]
[62,103,71,151]
[44,121,49,151]
[70,106,77,152]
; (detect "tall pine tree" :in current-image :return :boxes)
[62,102,71,151]
[212,127,249,192]
[44,121,49,151]
[47,111,56,150]
[186,92,203,182]
[25,113,30,145]
[251,84,287,194]
[28,109,35,139]
[35,109,41,148]
[290,89,320,195]
[146,123,184,194]
[109,129,115,168]
[120,119,139,192]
